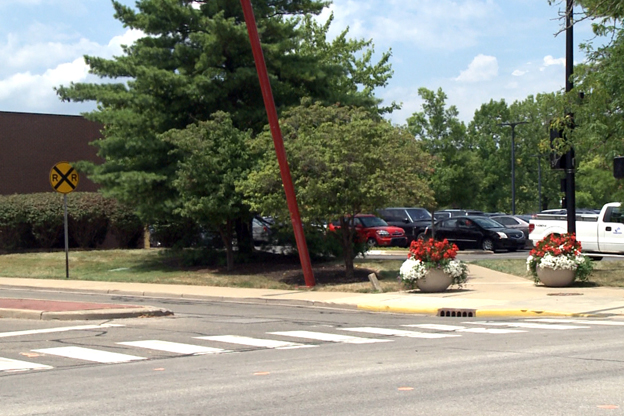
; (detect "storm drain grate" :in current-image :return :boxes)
[547,293,583,296]
[437,308,476,318]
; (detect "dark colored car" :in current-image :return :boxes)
[424,215,526,252]
[378,207,432,242]
[328,214,408,248]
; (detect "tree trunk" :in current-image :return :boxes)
[339,217,355,280]
[219,221,234,272]
[235,216,253,255]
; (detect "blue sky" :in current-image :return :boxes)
[0,0,599,124]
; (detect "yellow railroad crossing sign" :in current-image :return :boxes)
[50,162,79,194]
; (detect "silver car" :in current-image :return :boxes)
[490,215,530,240]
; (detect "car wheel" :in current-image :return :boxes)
[367,238,377,248]
[481,238,494,251]
[416,232,426,241]
[508,248,517,252]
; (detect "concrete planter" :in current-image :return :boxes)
[416,268,453,292]
[537,267,575,287]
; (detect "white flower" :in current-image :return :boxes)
[537,253,578,271]
[443,259,465,278]
[399,258,427,281]
[526,255,534,272]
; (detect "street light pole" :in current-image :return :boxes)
[564,0,576,234]
[499,121,529,215]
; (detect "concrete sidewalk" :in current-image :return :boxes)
[1,264,624,320]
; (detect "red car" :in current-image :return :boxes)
[329,214,408,247]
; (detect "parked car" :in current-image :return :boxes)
[252,216,273,244]
[328,214,408,247]
[424,216,526,252]
[490,215,530,240]
[378,207,432,242]
[433,209,486,220]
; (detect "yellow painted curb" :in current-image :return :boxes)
[473,309,601,318]
[357,303,603,318]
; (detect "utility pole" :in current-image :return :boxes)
[564,0,576,234]
[499,121,528,215]
[239,0,315,287]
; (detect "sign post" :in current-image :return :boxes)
[49,162,79,278]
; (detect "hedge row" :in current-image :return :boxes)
[0,193,144,251]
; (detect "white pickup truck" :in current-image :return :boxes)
[529,202,624,255]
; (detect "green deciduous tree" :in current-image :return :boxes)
[407,87,482,211]
[161,112,252,271]
[240,100,433,279]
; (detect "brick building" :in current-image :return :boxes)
[0,111,103,195]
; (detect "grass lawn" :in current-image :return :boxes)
[0,249,405,293]
[1,249,622,291]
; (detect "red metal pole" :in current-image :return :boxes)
[239,0,315,287]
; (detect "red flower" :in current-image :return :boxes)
[408,238,458,264]
[530,233,582,260]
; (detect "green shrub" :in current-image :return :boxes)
[22,193,65,249]
[104,199,144,249]
[0,195,33,250]
[0,192,144,251]
[67,193,110,249]
[270,223,345,260]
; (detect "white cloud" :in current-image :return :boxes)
[455,54,498,83]
[0,57,89,111]
[0,29,143,114]
[318,0,501,51]
[106,29,144,55]
[382,55,566,125]
[543,55,565,67]
[512,69,527,76]
[0,27,143,79]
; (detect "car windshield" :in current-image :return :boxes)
[473,217,505,229]
[406,208,431,220]
[358,216,388,227]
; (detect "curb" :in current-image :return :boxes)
[0,306,173,321]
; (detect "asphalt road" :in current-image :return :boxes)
[2,292,624,415]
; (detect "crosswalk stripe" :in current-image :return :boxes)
[196,335,317,350]
[340,327,461,339]
[0,324,124,339]
[464,321,590,330]
[268,331,392,344]
[0,357,52,372]
[403,324,526,334]
[404,324,466,331]
[118,340,228,355]
[526,319,624,326]
[32,346,147,364]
